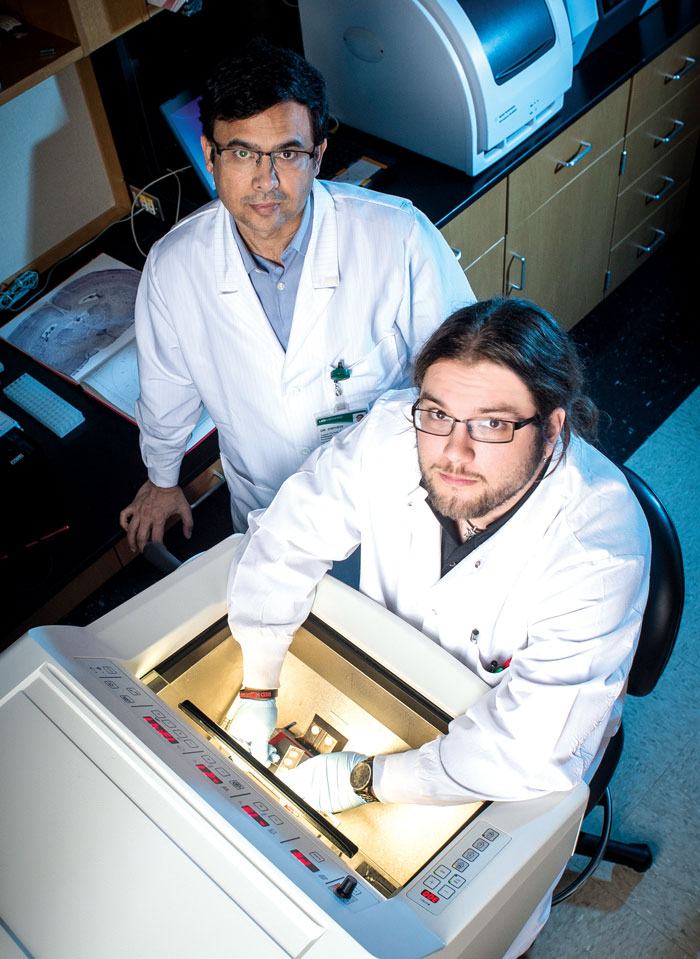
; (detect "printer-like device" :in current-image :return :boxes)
[298,0,574,176]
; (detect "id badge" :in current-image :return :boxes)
[316,407,368,445]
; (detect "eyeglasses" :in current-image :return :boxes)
[211,143,318,172]
[412,402,539,443]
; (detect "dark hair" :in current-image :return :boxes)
[414,297,598,449]
[199,37,328,146]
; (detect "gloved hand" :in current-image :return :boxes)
[281,751,368,813]
[226,696,279,767]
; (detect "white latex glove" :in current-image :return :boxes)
[226,696,279,766]
[281,751,368,812]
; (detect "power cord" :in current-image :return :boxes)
[130,165,192,257]
[3,208,146,314]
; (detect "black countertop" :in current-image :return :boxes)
[2,0,698,640]
[1,331,219,641]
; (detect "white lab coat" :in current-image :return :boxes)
[134,180,473,530]
[228,390,651,806]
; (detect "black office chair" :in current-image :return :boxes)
[553,464,685,904]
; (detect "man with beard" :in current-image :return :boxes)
[120,38,472,550]
[225,296,650,957]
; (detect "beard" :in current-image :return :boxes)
[419,431,547,522]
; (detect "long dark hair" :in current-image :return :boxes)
[199,37,329,146]
[414,297,598,450]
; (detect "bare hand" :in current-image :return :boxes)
[119,480,193,553]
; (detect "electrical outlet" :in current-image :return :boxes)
[130,186,163,218]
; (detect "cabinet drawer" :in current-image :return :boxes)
[613,127,699,245]
[508,82,629,229]
[621,75,700,185]
[607,183,690,296]
[464,238,505,299]
[627,23,700,131]
[439,180,506,268]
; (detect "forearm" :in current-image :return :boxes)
[227,426,367,688]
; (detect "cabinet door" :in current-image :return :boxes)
[508,83,629,229]
[439,181,507,271]
[627,23,700,131]
[505,145,622,331]
[465,239,505,299]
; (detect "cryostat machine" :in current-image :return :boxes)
[0,536,587,959]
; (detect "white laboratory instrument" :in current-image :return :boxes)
[564,0,662,65]
[0,535,587,959]
[298,0,574,176]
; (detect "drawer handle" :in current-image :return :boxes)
[654,119,684,147]
[555,140,592,172]
[636,228,665,258]
[644,176,675,205]
[664,56,696,83]
[450,246,463,262]
[508,253,526,292]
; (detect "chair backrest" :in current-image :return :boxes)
[620,465,685,697]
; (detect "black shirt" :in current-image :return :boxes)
[422,459,551,578]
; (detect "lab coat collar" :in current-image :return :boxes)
[306,180,340,289]
[213,183,339,294]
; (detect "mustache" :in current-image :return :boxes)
[244,192,287,202]
[434,464,484,481]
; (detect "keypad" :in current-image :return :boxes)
[407,822,511,915]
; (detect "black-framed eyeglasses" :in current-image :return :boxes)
[210,143,318,172]
[412,402,539,443]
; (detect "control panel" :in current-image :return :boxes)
[406,820,511,915]
[79,657,379,914]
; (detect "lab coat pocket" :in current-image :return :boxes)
[345,334,405,402]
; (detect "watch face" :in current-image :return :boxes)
[351,761,372,791]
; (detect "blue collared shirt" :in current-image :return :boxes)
[231,195,313,350]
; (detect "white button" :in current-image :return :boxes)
[277,281,286,290]
[300,447,311,456]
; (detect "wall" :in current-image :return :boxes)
[0,63,116,283]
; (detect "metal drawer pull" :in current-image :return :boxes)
[654,119,684,147]
[644,176,675,204]
[555,140,592,172]
[508,253,526,291]
[451,246,463,262]
[636,228,665,258]
[664,56,696,83]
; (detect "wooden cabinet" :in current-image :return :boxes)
[607,25,700,294]
[625,23,700,131]
[504,83,629,330]
[0,0,141,288]
[1,0,157,107]
[439,180,507,298]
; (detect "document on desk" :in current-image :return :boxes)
[0,253,214,451]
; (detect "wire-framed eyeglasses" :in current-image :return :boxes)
[412,402,539,443]
[211,143,318,172]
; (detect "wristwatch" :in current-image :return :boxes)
[350,757,378,803]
